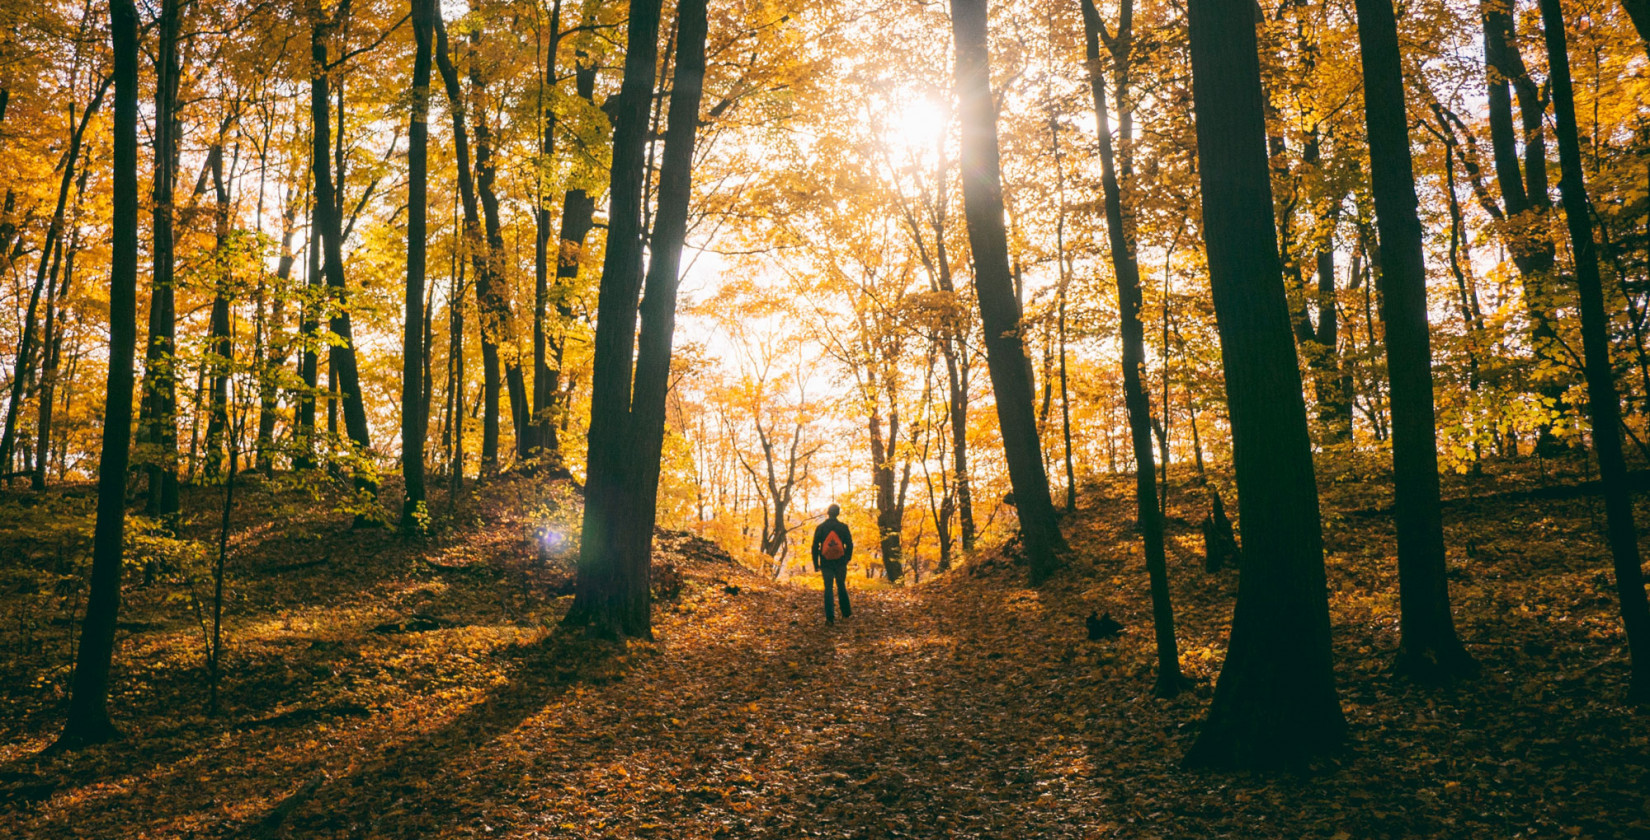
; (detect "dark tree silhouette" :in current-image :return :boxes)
[141,0,182,515]
[568,0,709,637]
[950,0,1067,581]
[1539,0,1650,703]
[307,0,374,484]
[1351,0,1476,681]
[1078,0,1189,698]
[56,0,138,749]
[1182,0,1345,768]
[403,0,435,529]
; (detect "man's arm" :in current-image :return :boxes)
[842,523,853,562]
[811,524,822,571]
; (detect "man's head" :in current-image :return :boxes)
[827,503,841,519]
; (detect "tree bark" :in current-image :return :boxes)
[1540,0,1650,703]
[1182,0,1345,769]
[949,0,1066,581]
[1353,0,1476,681]
[57,0,137,749]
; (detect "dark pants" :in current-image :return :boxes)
[821,559,851,621]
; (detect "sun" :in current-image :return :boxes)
[885,96,945,153]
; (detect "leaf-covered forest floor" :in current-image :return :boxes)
[1,455,1648,839]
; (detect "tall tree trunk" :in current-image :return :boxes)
[1079,0,1189,697]
[1540,0,1650,702]
[531,0,563,461]
[403,0,435,529]
[142,0,182,517]
[433,12,506,475]
[565,0,666,634]
[568,0,707,637]
[295,184,321,469]
[33,212,81,491]
[257,193,300,473]
[950,0,1066,581]
[1182,0,1345,769]
[1353,0,1476,681]
[1482,1,1568,442]
[56,0,137,749]
[612,0,708,632]
[203,143,233,479]
[465,5,532,461]
[308,1,374,491]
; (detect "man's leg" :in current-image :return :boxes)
[822,566,836,623]
[835,563,851,618]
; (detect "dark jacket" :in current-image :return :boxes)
[811,517,854,568]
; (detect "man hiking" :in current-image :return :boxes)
[811,504,854,625]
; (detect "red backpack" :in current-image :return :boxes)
[821,529,846,561]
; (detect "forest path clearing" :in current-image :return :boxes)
[273,573,1156,839]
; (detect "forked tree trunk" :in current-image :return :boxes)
[1352,0,1476,681]
[1079,0,1189,698]
[1540,0,1650,702]
[56,0,137,749]
[1182,0,1345,769]
[565,0,666,636]
[949,0,1066,581]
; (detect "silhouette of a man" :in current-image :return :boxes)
[811,504,854,625]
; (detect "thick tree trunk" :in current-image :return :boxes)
[567,0,707,637]
[614,0,709,630]
[142,0,182,517]
[56,0,137,749]
[949,0,1066,581]
[1353,0,1476,681]
[403,0,434,529]
[1182,0,1345,769]
[1079,0,1189,697]
[565,0,666,634]
[1540,0,1650,702]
